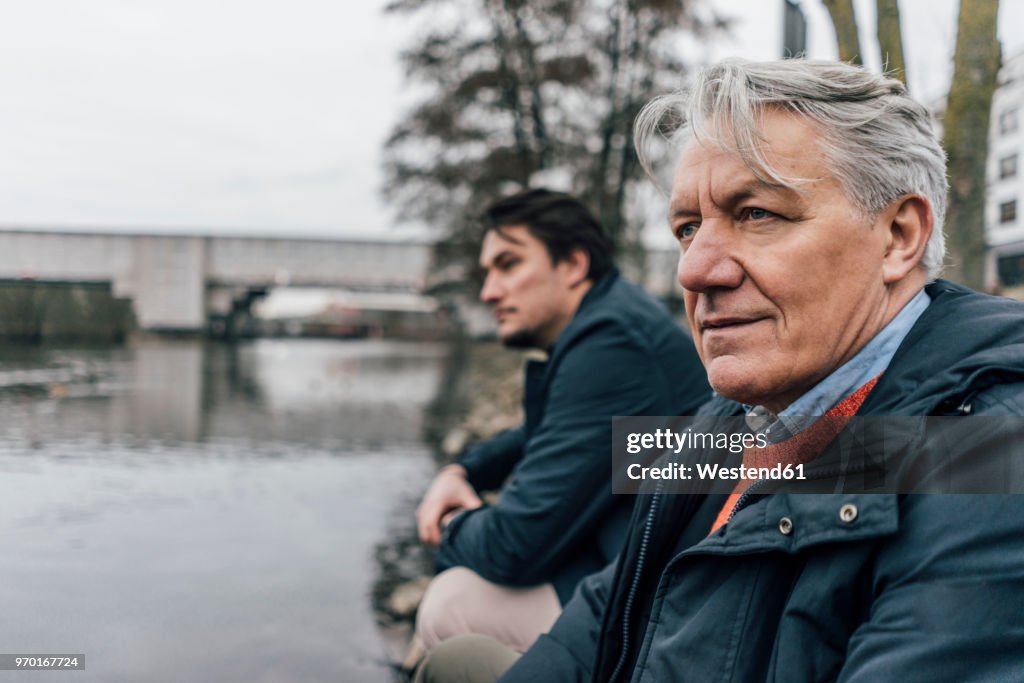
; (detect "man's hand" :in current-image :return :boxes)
[416,464,483,546]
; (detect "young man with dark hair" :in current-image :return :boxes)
[413,188,709,656]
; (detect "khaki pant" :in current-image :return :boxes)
[413,634,520,683]
[415,567,561,653]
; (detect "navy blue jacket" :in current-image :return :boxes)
[501,280,1024,682]
[436,269,710,602]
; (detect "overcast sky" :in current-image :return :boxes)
[0,0,1020,239]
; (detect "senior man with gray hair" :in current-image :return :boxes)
[413,57,1024,683]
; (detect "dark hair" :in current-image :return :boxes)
[482,188,615,281]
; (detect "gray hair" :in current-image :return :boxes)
[635,58,948,278]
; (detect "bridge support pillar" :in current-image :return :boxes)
[129,236,208,331]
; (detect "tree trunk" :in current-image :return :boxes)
[507,1,552,169]
[943,0,1001,290]
[875,0,908,86]
[593,0,625,247]
[822,0,862,64]
[488,0,534,182]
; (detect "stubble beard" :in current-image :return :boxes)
[500,327,541,349]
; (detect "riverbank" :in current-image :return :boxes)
[373,338,527,675]
[0,282,135,343]
[429,339,526,463]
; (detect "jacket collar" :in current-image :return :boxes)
[858,279,1024,415]
[547,267,620,358]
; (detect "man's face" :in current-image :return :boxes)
[670,112,895,413]
[478,225,581,349]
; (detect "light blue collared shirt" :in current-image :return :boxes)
[747,289,931,439]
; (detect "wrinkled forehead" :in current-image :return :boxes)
[671,111,828,198]
[670,137,756,195]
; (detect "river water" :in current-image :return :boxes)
[0,338,447,682]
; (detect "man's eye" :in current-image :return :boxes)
[743,207,772,220]
[674,223,699,241]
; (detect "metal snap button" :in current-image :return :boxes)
[778,517,793,535]
[839,503,858,523]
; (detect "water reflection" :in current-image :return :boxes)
[1,339,445,450]
[0,338,446,682]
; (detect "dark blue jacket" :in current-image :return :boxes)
[436,269,710,602]
[501,280,1024,682]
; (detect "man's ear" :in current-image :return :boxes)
[881,195,933,284]
[560,247,591,288]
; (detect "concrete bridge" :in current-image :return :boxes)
[0,229,432,333]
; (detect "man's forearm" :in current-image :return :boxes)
[457,427,526,490]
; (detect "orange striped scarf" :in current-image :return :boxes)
[709,376,880,534]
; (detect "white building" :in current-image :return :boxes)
[987,49,1024,298]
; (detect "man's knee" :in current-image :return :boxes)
[416,567,479,649]
[413,634,520,683]
[415,566,560,652]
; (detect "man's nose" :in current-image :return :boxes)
[677,221,744,293]
[479,271,503,303]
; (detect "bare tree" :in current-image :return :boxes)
[875,0,907,85]
[943,0,1001,289]
[382,0,721,285]
[822,0,862,64]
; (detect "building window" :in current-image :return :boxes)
[1000,108,1019,135]
[1000,154,1019,179]
[998,253,1024,288]
[1000,199,1017,224]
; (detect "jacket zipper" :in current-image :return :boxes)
[608,479,664,683]
[726,478,769,524]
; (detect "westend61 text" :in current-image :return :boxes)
[626,428,769,455]
[627,462,808,481]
